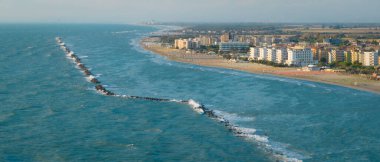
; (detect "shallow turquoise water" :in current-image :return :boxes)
[1,24,380,161]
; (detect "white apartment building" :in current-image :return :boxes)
[286,48,315,66]
[276,48,288,63]
[251,47,288,63]
[266,48,276,62]
[363,51,379,66]
[249,47,259,60]
[258,47,267,61]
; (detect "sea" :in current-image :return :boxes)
[1,24,380,162]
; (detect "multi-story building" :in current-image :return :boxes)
[174,39,190,49]
[276,48,288,64]
[317,48,329,62]
[363,51,379,66]
[220,33,230,43]
[328,50,345,63]
[198,36,212,46]
[359,52,365,64]
[286,48,315,66]
[174,39,199,50]
[251,37,257,46]
[266,48,276,62]
[350,49,361,63]
[344,51,352,63]
[311,47,318,61]
[249,47,259,60]
[258,47,267,61]
[252,47,288,63]
[219,42,250,53]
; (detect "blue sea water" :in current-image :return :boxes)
[1,24,380,162]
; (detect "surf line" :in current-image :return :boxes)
[55,37,303,162]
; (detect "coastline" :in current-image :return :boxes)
[140,38,380,95]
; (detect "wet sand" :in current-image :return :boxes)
[141,38,380,94]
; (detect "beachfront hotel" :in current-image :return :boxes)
[276,48,288,63]
[249,47,289,64]
[257,47,267,60]
[350,49,361,63]
[363,51,379,66]
[249,47,259,60]
[286,47,315,66]
[266,48,276,62]
[328,50,345,63]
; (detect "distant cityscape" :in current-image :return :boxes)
[149,23,380,74]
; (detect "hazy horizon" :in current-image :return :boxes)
[1,0,380,24]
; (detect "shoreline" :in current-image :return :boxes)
[140,38,380,95]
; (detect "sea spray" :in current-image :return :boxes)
[188,99,204,114]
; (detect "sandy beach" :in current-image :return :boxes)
[141,38,380,94]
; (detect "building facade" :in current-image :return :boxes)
[286,48,315,66]
[276,48,288,63]
[249,47,259,60]
[328,50,345,63]
[266,48,276,62]
[174,39,199,49]
[199,36,212,46]
[219,42,250,53]
[220,33,230,43]
[363,51,379,66]
[258,47,267,61]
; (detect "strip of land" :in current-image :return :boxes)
[141,38,380,94]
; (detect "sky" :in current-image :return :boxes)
[1,0,380,23]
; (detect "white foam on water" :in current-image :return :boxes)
[213,110,255,122]
[170,99,185,103]
[86,75,95,82]
[80,56,89,58]
[188,99,204,114]
[234,127,257,134]
[242,134,269,143]
[232,125,307,162]
[303,83,317,88]
[209,108,306,161]
[96,90,108,95]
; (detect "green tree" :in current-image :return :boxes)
[320,57,327,63]
[223,54,232,60]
